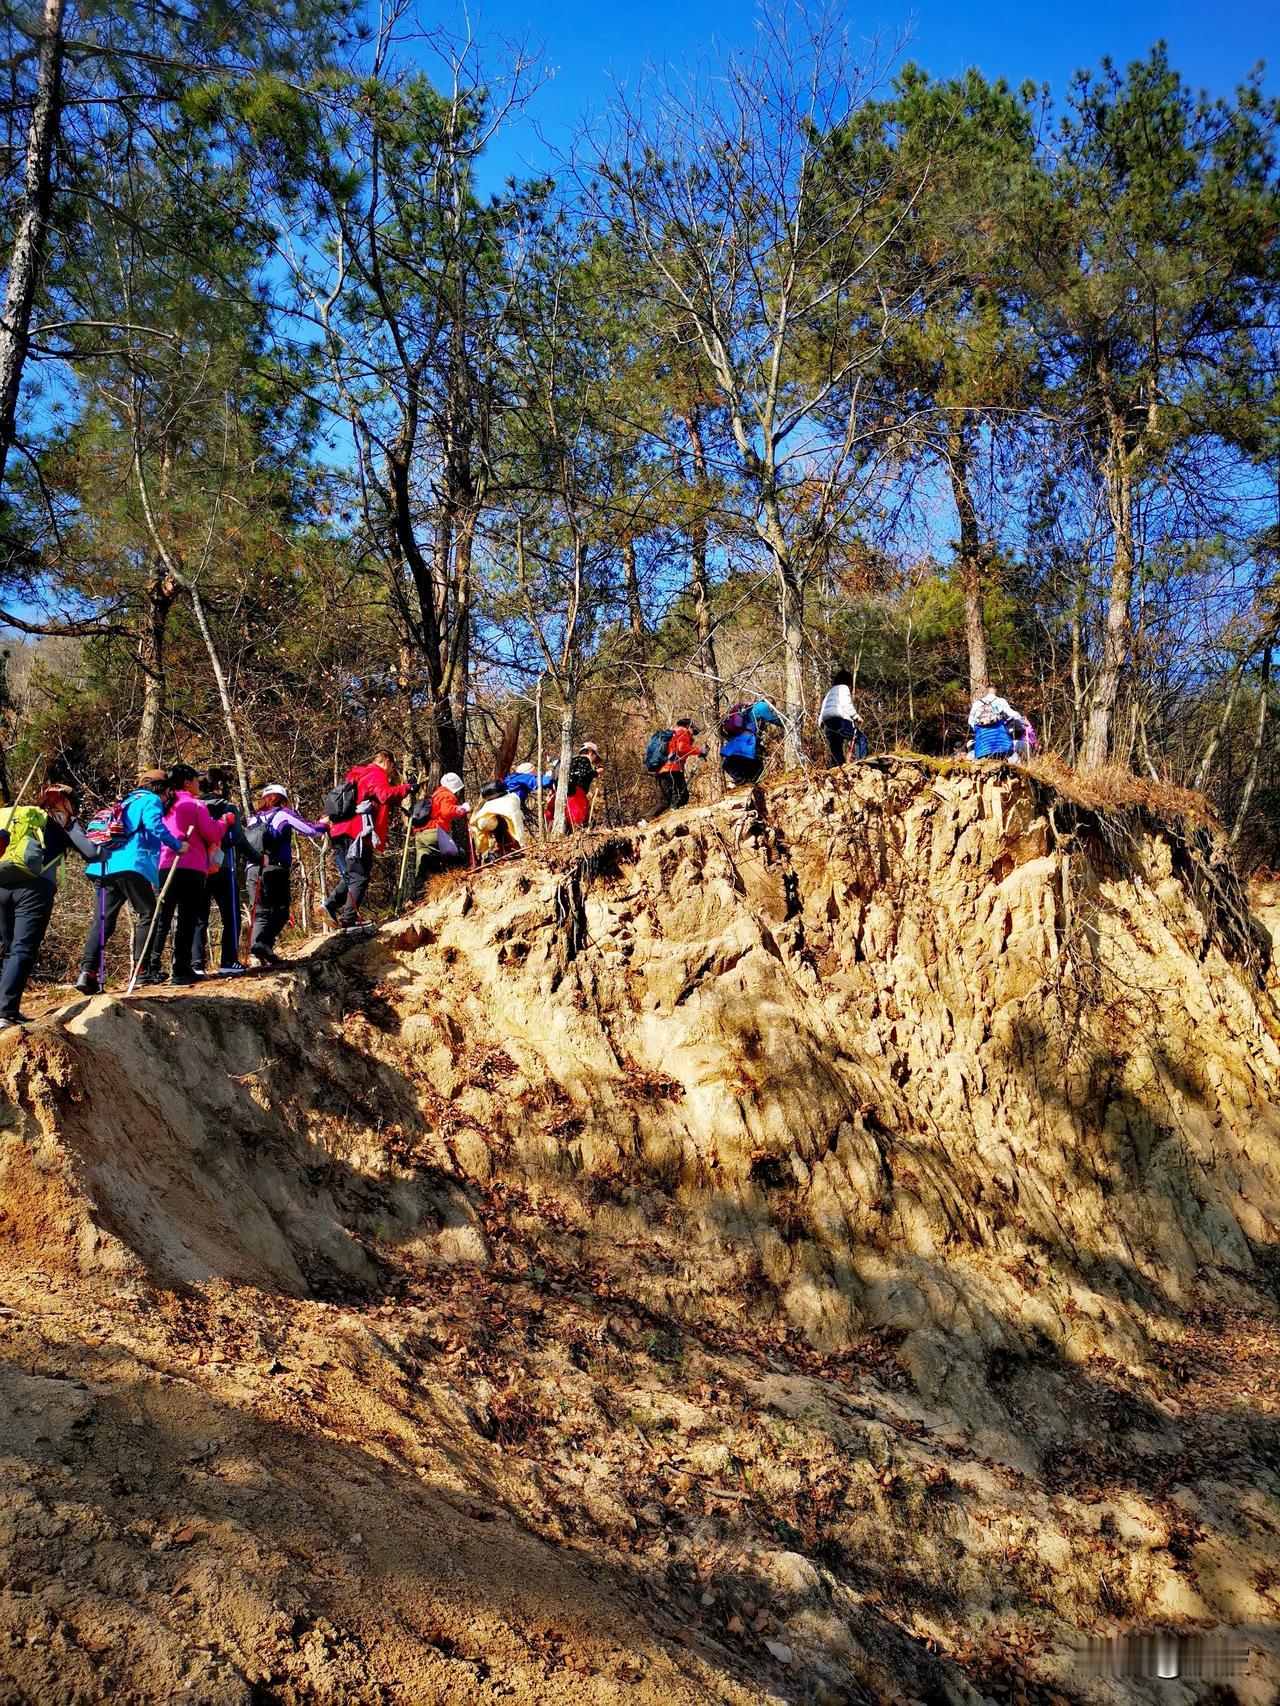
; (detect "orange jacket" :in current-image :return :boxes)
[659,726,704,773]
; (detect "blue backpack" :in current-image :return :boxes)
[644,729,674,773]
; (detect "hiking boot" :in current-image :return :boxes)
[1,1012,30,1027]
[74,972,100,996]
[170,973,199,987]
[216,965,245,977]
[321,899,342,927]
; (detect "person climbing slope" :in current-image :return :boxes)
[75,769,185,995]
[653,719,704,814]
[410,771,468,897]
[323,750,409,931]
[818,669,865,766]
[241,784,328,967]
[144,766,232,987]
[556,741,602,831]
[968,685,1018,761]
[194,766,254,977]
[720,699,784,787]
[472,781,526,862]
[0,784,96,1025]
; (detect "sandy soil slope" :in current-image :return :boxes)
[1,758,1277,1705]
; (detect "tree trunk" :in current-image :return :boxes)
[777,561,804,768]
[1083,393,1135,770]
[623,536,657,723]
[1230,644,1272,848]
[552,700,574,837]
[0,0,65,492]
[136,560,176,770]
[683,409,723,790]
[186,581,251,813]
[945,426,988,698]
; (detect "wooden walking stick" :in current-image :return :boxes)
[395,797,415,910]
[125,854,184,996]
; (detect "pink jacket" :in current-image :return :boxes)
[158,790,229,874]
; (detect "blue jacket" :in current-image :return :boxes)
[93,789,184,885]
[722,700,783,761]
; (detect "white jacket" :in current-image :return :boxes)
[819,684,859,725]
[969,692,1015,730]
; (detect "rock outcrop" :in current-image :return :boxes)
[1,759,1277,1705]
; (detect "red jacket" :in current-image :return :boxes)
[330,762,409,850]
[659,727,704,774]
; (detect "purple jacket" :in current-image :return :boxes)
[249,804,326,868]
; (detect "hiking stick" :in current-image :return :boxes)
[96,883,107,989]
[6,754,43,810]
[395,801,414,909]
[228,846,239,965]
[126,856,183,995]
[242,861,265,966]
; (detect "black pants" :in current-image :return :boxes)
[723,754,763,786]
[81,872,156,980]
[246,865,291,954]
[324,837,371,926]
[0,880,56,1019]
[654,771,690,815]
[146,867,206,980]
[823,717,854,765]
[195,863,238,971]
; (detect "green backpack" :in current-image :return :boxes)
[0,806,54,880]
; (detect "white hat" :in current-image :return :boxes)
[261,782,289,800]
[514,761,537,776]
[440,772,464,794]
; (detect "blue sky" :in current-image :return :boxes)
[446,0,1277,185]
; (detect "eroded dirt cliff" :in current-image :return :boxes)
[1,758,1278,1705]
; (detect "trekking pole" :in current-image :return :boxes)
[96,882,107,990]
[228,846,239,965]
[7,754,44,809]
[242,859,264,967]
[125,856,183,996]
[395,802,414,910]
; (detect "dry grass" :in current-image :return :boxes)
[1023,755,1219,831]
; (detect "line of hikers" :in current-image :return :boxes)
[637,674,1035,806]
[0,675,1035,1025]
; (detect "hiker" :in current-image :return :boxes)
[968,685,1018,761]
[1010,713,1038,765]
[76,769,186,995]
[143,765,232,987]
[0,785,96,1025]
[242,785,328,967]
[323,751,410,930]
[473,781,526,863]
[194,767,254,978]
[410,771,468,896]
[555,742,601,830]
[502,762,544,810]
[653,719,704,814]
[818,670,865,766]
[720,699,784,787]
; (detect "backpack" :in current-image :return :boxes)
[85,797,134,857]
[0,806,50,878]
[410,794,433,830]
[322,778,357,820]
[973,696,1003,728]
[720,702,754,739]
[568,754,595,791]
[243,811,283,864]
[644,729,675,773]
